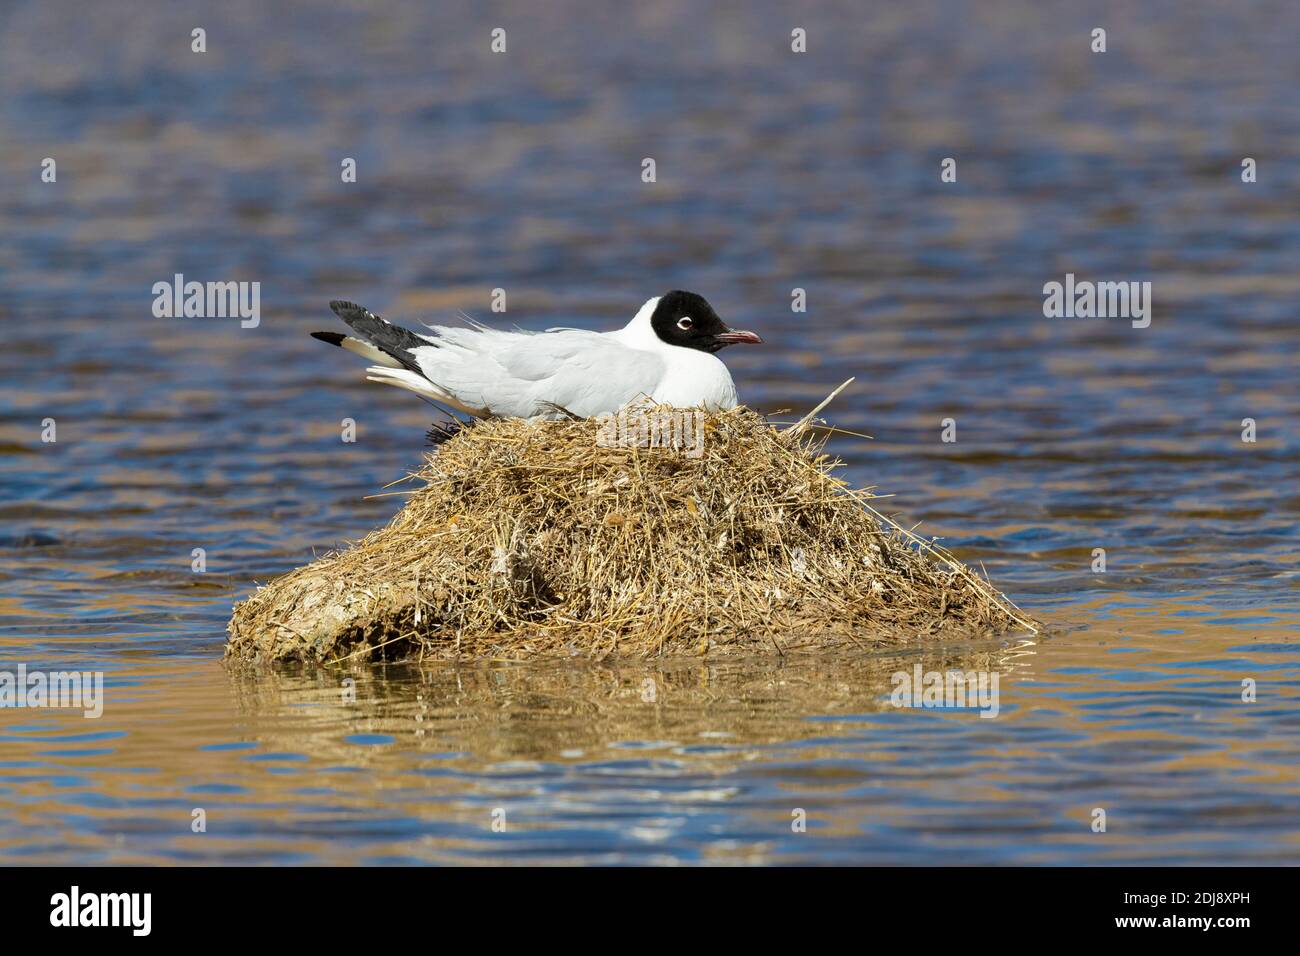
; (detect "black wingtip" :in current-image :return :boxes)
[325,299,428,373]
[311,331,346,347]
[330,300,367,319]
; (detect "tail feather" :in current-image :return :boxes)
[363,367,485,417]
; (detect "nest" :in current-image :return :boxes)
[226,405,1035,664]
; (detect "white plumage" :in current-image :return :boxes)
[314,292,762,420]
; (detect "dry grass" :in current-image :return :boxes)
[226,404,1036,664]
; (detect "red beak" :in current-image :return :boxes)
[713,329,764,346]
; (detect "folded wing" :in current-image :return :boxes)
[404,326,667,419]
[315,302,669,418]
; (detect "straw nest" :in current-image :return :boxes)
[226,404,1035,664]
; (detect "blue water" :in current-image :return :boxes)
[0,0,1297,864]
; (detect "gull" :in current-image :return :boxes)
[311,290,762,419]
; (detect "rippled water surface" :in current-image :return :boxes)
[1,0,1297,864]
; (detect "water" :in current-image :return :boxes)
[1,0,1297,864]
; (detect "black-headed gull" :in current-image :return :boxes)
[311,290,762,419]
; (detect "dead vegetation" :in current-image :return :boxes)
[226,402,1036,664]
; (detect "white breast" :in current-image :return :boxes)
[649,348,739,409]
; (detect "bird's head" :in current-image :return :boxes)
[650,290,763,353]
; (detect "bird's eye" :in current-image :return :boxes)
[677,316,693,330]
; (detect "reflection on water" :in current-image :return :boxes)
[3,623,1299,865]
[1,0,1298,863]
